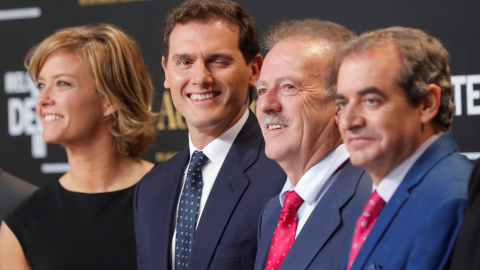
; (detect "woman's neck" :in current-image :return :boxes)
[60,142,153,193]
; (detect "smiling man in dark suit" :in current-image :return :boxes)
[133,1,285,269]
[253,19,372,270]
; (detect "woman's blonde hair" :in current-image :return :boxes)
[25,23,157,157]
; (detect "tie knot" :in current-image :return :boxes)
[363,190,385,219]
[282,190,303,213]
[188,150,209,174]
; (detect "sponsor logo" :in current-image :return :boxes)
[5,71,45,158]
[452,74,480,116]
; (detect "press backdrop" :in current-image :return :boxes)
[1,0,479,187]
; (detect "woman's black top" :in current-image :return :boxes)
[4,180,137,270]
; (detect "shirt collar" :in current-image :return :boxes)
[375,133,442,202]
[279,144,350,206]
[187,109,249,167]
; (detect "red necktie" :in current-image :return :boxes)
[346,190,385,270]
[264,190,303,270]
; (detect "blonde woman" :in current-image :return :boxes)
[0,24,157,269]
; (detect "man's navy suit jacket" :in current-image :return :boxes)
[342,132,472,270]
[134,112,286,270]
[254,162,372,269]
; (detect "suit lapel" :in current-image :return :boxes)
[280,163,366,269]
[352,132,459,269]
[189,112,261,269]
[255,199,282,270]
[149,149,189,269]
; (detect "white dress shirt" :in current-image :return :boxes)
[171,109,249,266]
[375,133,441,202]
[279,144,350,238]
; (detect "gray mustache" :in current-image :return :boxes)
[261,113,290,127]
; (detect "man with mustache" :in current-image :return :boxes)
[254,19,372,270]
[333,26,472,270]
[133,0,286,269]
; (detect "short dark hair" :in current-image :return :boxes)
[163,0,258,64]
[162,0,259,103]
[262,19,356,96]
[341,26,454,132]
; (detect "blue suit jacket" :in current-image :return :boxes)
[342,132,472,270]
[254,162,372,270]
[134,112,286,270]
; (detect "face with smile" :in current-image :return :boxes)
[36,50,111,147]
[256,38,338,171]
[162,19,261,147]
[335,46,429,183]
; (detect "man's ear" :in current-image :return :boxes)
[248,54,263,87]
[162,56,170,89]
[334,104,341,126]
[420,84,441,124]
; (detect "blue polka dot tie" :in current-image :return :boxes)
[175,150,209,270]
